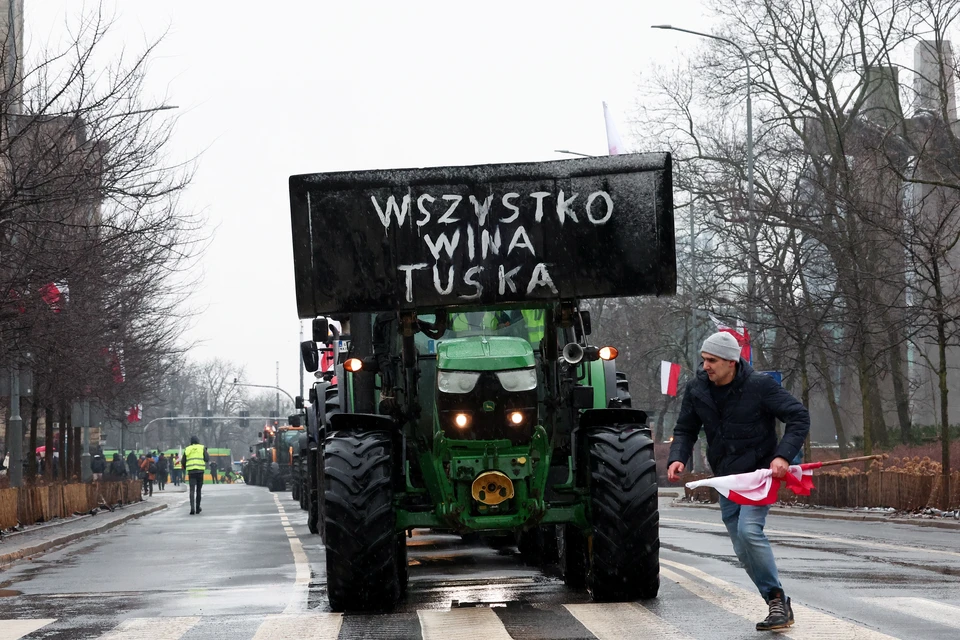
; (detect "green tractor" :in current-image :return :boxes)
[292,154,675,612]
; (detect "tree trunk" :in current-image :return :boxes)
[28,396,39,480]
[887,331,912,444]
[817,342,848,456]
[73,416,81,480]
[869,375,888,450]
[58,402,67,480]
[858,348,874,456]
[44,406,54,480]
[938,310,951,510]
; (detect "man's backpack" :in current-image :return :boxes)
[148,460,158,474]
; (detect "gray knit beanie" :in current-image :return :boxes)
[700,331,741,362]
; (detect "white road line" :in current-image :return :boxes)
[418,608,513,640]
[0,619,55,640]
[859,597,960,630]
[661,516,960,559]
[271,494,311,613]
[251,613,343,639]
[97,616,200,639]
[661,559,899,639]
[564,603,695,639]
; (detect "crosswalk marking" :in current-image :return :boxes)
[418,608,513,640]
[564,603,695,639]
[0,619,55,640]
[661,559,899,639]
[251,613,343,639]
[859,597,960,630]
[96,616,200,640]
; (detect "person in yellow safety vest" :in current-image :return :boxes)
[521,308,545,347]
[450,311,499,333]
[181,435,209,515]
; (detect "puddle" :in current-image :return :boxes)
[0,589,23,597]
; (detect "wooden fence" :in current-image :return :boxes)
[682,471,960,511]
[0,480,142,530]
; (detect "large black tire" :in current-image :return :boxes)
[396,532,408,597]
[292,476,301,501]
[324,430,401,612]
[586,426,659,601]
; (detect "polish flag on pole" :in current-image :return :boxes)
[660,360,681,396]
[126,404,143,423]
[709,314,751,363]
[685,462,821,505]
[603,101,626,155]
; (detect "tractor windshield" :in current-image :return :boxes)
[446,308,546,345]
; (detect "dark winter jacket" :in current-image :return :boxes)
[668,359,810,477]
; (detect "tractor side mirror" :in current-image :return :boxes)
[258,432,263,439]
[575,311,592,340]
[300,340,320,372]
[295,395,304,409]
[248,446,253,454]
[312,317,331,343]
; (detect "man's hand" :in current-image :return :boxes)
[770,457,790,479]
[667,461,685,483]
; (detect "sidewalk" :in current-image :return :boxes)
[0,485,187,568]
[660,487,960,530]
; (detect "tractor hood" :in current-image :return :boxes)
[437,337,534,371]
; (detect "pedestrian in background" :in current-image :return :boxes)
[172,453,182,486]
[182,435,209,515]
[667,331,810,632]
[108,453,126,480]
[210,459,219,484]
[126,451,138,478]
[139,454,156,497]
[156,453,168,491]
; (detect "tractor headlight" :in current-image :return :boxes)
[454,412,471,428]
[507,411,525,426]
[438,370,481,393]
[495,368,537,392]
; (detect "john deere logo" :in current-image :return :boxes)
[483,401,496,412]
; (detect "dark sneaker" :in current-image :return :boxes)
[196,506,202,514]
[189,510,195,515]
[757,594,794,631]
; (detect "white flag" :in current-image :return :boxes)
[603,101,626,155]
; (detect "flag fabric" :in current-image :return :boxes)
[709,314,752,363]
[685,462,821,505]
[39,281,69,312]
[660,360,681,396]
[603,101,626,155]
[126,404,143,423]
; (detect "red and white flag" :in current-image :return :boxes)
[685,462,821,505]
[39,281,69,313]
[709,314,751,362]
[603,101,626,155]
[126,404,143,423]
[660,360,681,396]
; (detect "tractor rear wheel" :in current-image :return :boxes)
[586,426,659,601]
[324,430,402,612]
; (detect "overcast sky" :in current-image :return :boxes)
[25,1,714,401]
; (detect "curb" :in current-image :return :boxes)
[670,499,960,530]
[0,502,168,568]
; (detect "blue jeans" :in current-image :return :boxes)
[719,496,782,600]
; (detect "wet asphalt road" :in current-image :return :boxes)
[1,484,959,639]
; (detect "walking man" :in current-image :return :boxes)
[667,332,809,631]
[156,453,168,491]
[210,459,219,484]
[182,436,209,515]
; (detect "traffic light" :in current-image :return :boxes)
[202,409,212,428]
[239,409,249,430]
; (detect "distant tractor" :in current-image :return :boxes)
[292,154,676,612]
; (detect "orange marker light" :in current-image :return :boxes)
[344,358,363,372]
[598,346,618,361]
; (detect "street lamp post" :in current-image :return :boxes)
[652,24,759,335]
[232,379,297,409]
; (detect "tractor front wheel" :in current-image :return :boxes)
[586,426,659,601]
[324,430,402,612]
